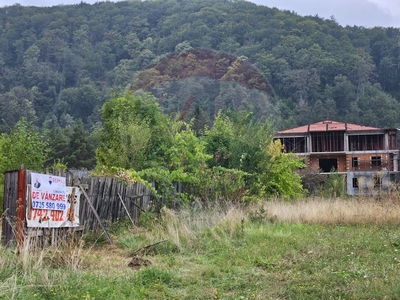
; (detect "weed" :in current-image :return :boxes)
[135,267,174,287]
[248,204,277,223]
[108,217,133,234]
[138,210,158,228]
[82,229,108,246]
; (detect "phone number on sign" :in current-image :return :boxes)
[32,201,67,211]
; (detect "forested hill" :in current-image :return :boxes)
[1,0,400,133]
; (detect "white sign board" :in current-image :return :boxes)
[31,173,67,211]
[27,173,81,228]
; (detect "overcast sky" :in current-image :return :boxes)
[0,0,399,29]
[252,0,400,28]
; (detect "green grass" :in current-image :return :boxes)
[2,200,400,299]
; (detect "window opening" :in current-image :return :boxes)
[319,158,338,172]
[352,177,358,188]
[311,131,344,152]
[352,157,358,168]
[371,156,381,167]
[348,134,384,151]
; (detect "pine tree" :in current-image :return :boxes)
[66,120,96,169]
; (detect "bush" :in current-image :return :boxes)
[316,169,347,198]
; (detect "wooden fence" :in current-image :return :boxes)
[1,170,154,247]
[80,176,153,230]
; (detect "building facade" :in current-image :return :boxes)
[274,120,399,195]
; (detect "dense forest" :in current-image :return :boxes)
[1,0,400,170]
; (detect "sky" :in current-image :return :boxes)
[0,0,400,29]
[251,0,400,28]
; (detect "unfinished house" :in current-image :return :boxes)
[274,120,399,195]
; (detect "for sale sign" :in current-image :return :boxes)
[27,173,81,228]
[31,173,67,211]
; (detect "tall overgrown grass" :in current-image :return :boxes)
[2,195,400,299]
[260,196,400,225]
[0,225,88,299]
[145,196,400,240]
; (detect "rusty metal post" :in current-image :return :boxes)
[16,169,26,252]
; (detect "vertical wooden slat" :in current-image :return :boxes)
[113,179,119,222]
[91,177,104,230]
[2,171,19,247]
[130,183,138,222]
[89,177,100,230]
[115,181,121,221]
[107,178,114,223]
[79,184,112,244]
[126,183,133,215]
[118,182,126,220]
[118,193,135,226]
[98,178,108,224]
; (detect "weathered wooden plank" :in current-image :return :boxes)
[106,178,114,224]
[121,182,128,220]
[96,177,105,218]
[79,184,112,244]
[2,171,19,246]
[90,178,101,228]
[108,177,118,224]
[125,183,134,222]
[118,193,135,226]
[81,178,97,229]
[114,180,123,222]
[112,179,122,223]
[142,183,152,210]
[134,183,141,223]
[82,178,94,229]
[92,177,105,230]
[126,182,134,212]
[99,177,111,225]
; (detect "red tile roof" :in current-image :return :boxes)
[277,120,380,134]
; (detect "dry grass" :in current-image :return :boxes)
[141,196,400,249]
[148,202,246,249]
[260,196,400,225]
[4,195,400,299]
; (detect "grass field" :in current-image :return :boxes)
[1,197,400,299]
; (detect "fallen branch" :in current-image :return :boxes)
[129,195,146,213]
[132,240,168,255]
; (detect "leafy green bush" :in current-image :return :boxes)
[257,140,306,199]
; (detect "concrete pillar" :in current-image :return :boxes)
[307,134,312,153]
[384,133,389,150]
